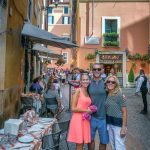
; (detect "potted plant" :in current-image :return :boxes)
[127,66,135,87]
[55,57,65,66]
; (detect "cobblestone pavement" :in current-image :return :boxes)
[59,85,150,150]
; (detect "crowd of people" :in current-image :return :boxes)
[28,64,150,150]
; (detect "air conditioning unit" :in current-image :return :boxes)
[85,36,100,45]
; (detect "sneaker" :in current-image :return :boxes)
[140,110,147,115]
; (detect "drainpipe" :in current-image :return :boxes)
[148,0,150,78]
[91,0,94,36]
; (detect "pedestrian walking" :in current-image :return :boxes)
[67,73,92,150]
[29,77,43,94]
[105,75,127,150]
[135,69,150,114]
[88,63,109,150]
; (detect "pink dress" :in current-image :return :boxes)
[67,90,92,144]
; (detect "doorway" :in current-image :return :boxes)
[104,64,114,76]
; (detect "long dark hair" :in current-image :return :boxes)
[80,73,91,96]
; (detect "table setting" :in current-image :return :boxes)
[0,110,56,150]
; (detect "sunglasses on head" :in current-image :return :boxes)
[106,80,116,84]
[93,68,101,71]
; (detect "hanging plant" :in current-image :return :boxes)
[134,53,142,60]
[128,53,142,60]
[128,54,134,60]
[55,57,65,66]
[85,53,96,60]
[147,58,150,63]
[142,54,149,61]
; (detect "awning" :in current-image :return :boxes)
[21,22,78,49]
[32,44,61,58]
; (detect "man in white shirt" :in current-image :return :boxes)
[135,69,150,114]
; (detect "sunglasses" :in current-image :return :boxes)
[93,68,101,71]
[106,80,116,84]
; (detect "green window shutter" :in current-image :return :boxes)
[64,7,68,14]
[105,19,117,33]
[52,16,54,24]
[105,20,109,33]
[111,20,117,32]
[48,7,53,14]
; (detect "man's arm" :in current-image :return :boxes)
[135,76,144,93]
[147,79,150,94]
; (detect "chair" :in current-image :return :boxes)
[45,97,58,117]
[20,97,35,114]
[42,130,61,150]
[52,120,70,150]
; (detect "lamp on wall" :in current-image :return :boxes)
[54,0,59,8]
[125,48,129,56]
[41,0,59,11]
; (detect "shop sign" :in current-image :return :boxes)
[99,54,122,60]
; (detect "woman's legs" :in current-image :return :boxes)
[76,143,83,150]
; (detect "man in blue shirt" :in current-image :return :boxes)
[88,63,109,150]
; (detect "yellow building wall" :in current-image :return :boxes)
[0,0,43,127]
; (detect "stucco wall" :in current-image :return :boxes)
[78,2,149,75]
[0,0,43,126]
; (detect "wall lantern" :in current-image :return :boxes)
[54,0,59,8]
[125,48,129,56]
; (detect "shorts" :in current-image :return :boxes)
[90,116,109,144]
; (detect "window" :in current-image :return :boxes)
[102,16,120,47]
[62,52,68,64]
[48,7,53,14]
[64,6,68,14]
[48,16,54,25]
[62,16,70,24]
[105,20,117,33]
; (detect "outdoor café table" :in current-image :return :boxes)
[21,93,44,114]
[0,117,57,150]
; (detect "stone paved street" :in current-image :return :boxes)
[59,85,150,150]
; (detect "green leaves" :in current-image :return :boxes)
[103,32,119,47]
[85,53,96,60]
[128,67,135,82]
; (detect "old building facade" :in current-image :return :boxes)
[0,0,42,127]
[46,0,73,69]
[76,0,150,87]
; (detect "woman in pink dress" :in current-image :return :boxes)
[67,73,92,150]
